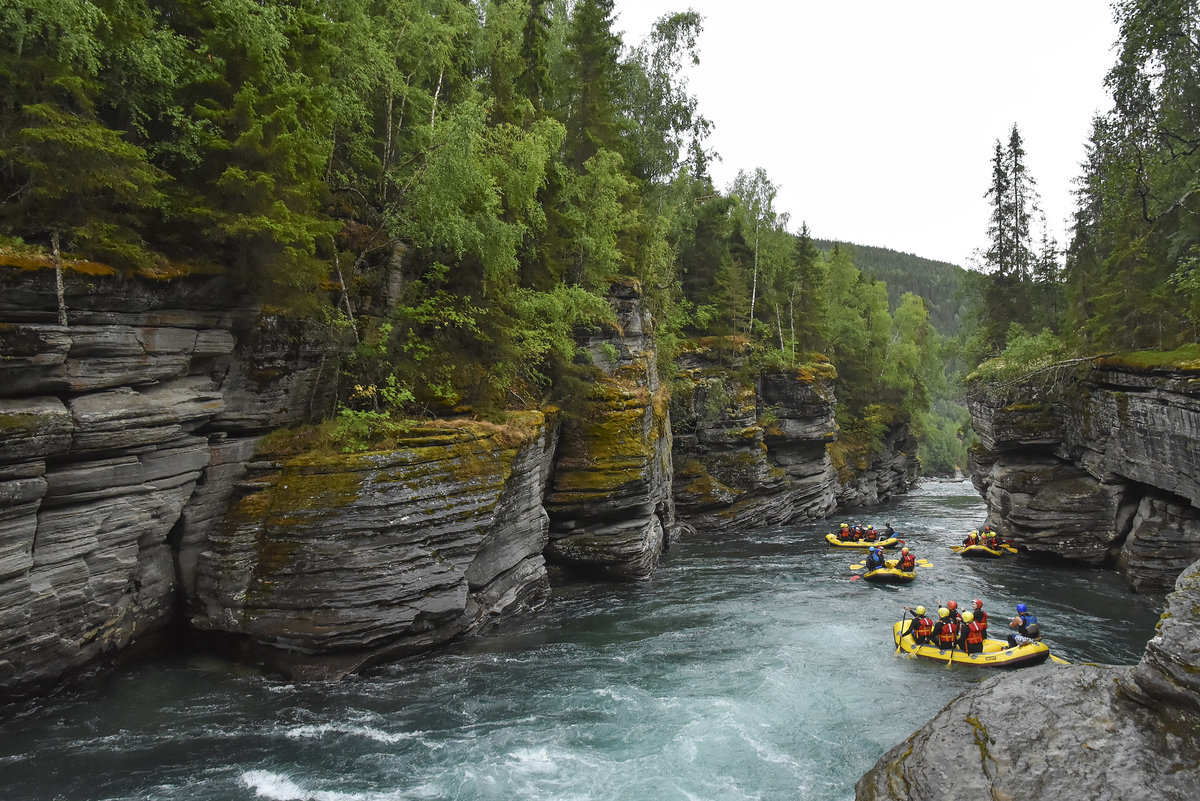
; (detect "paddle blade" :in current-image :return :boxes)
[850,563,865,570]
[1049,654,1070,665]
[849,575,861,581]
[917,560,933,567]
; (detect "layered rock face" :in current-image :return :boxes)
[544,281,676,579]
[834,423,918,510]
[190,414,556,680]
[0,263,336,694]
[855,556,1200,801]
[969,361,1200,591]
[670,343,838,529]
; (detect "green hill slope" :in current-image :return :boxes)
[816,240,969,337]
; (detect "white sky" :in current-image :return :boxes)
[612,0,1121,267]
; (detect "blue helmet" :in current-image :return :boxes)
[1016,603,1027,613]
[869,546,877,552]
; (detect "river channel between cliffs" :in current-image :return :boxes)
[0,481,1163,801]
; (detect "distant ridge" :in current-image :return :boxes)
[815,240,969,337]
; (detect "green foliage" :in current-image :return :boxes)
[967,325,1068,383]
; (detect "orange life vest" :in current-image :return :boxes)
[965,620,984,645]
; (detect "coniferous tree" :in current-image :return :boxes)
[562,0,623,169]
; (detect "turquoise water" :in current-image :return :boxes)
[0,481,1164,801]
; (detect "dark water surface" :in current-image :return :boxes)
[0,481,1164,801]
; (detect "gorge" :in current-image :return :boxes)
[0,262,915,696]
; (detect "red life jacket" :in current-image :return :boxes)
[966,621,984,644]
[915,616,933,638]
[975,610,989,628]
[899,553,916,570]
[937,621,957,644]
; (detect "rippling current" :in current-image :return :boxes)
[0,481,1165,801]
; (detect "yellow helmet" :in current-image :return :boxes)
[971,530,978,535]
[914,605,926,616]
[962,612,975,623]
[938,607,949,619]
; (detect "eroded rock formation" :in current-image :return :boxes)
[544,280,676,579]
[670,342,839,529]
[969,359,1200,591]
[190,414,557,680]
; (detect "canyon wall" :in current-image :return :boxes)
[967,359,1200,592]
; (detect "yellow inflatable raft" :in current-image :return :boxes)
[826,533,900,549]
[891,620,1050,667]
[862,565,916,584]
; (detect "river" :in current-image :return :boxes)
[0,480,1165,801]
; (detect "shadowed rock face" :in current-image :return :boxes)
[855,557,1200,801]
[0,265,339,695]
[969,361,1200,591]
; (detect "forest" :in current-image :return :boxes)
[967,1,1200,375]
[3,1,1191,477]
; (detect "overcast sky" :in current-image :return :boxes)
[612,0,1121,268]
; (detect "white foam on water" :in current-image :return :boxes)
[283,721,421,745]
[239,769,391,801]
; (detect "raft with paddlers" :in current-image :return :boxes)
[954,543,1012,558]
[890,619,1051,667]
[826,533,901,549]
[861,565,916,584]
[850,551,930,582]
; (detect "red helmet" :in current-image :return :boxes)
[947,601,958,610]
[972,599,983,609]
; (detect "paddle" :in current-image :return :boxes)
[895,609,908,655]
[1049,653,1070,665]
[916,559,933,567]
[950,545,964,553]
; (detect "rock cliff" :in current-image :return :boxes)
[544,280,676,579]
[0,261,337,694]
[855,555,1200,801]
[0,264,677,692]
[670,342,839,529]
[968,358,1200,592]
[190,414,556,680]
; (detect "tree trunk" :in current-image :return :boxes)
[51,230,67,326]
[747,221,759,336]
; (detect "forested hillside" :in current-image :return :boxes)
[814,240,967,337]
[0,1,958,472]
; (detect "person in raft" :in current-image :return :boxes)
[884,522,896,538]
[930,607,959,651]
[943,599,961,624]
[863,546,887,571]
[958,611,986,654]
[981,526,1001,549]
[838,523,852,540]
[962,530,979,546]
[897,547,917,572]
[1007,603,1040,646]
[901,605,934,645]
[970,598,989,638]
